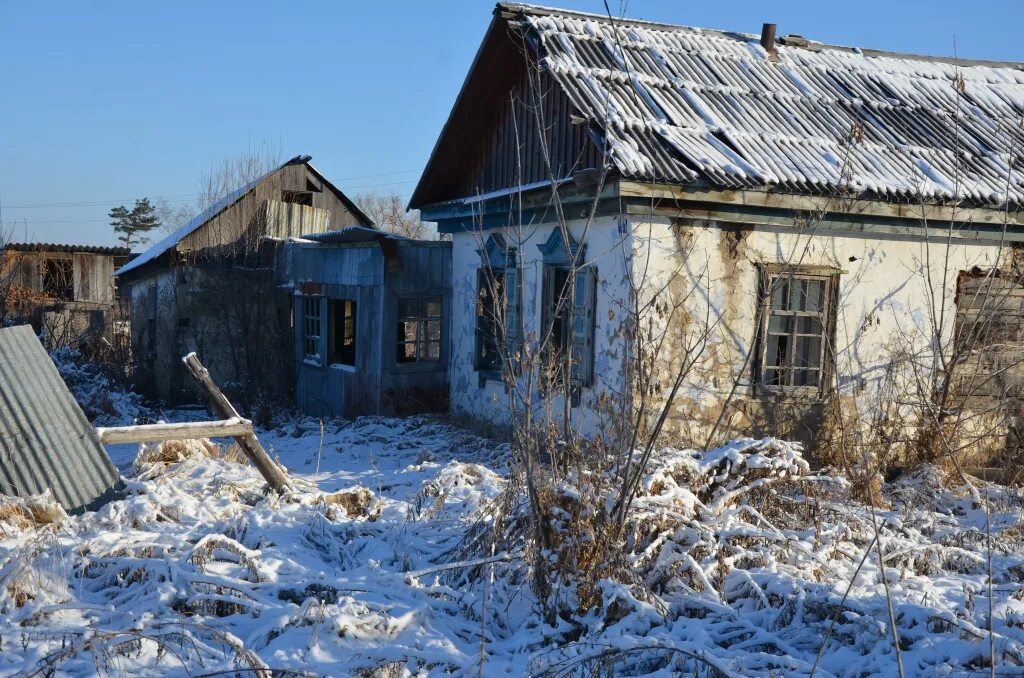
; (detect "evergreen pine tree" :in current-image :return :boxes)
[109,198,162,250]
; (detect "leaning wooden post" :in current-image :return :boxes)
[182,352,291,493]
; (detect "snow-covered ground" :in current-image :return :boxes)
[3,354,1024,675]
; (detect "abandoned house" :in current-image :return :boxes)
[409,3,1024,461]
[115,154,372,406]
[2,242,131,349]
[280,226,452,418]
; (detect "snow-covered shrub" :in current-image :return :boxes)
[50,346,144,426]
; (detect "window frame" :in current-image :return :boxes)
[328,298,357,367]
[753,265,839,398]
[540,264,597,390]
[301,295,323,365]
[396,296,443,365]
[474,234,520,382]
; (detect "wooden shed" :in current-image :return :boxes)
[2,243,131,349]
[280,227,451,417]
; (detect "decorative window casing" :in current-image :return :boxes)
[755,267,839,394]
[397,297,442,363]
[301,296,323,363]
[329,299,357,366]
[475,235,520,376]
[538,228,596,388]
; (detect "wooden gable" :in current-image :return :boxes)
[410,12,603,209]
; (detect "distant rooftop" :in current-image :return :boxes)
[4,242,131,256]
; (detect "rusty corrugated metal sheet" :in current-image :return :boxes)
[0,324,120,514]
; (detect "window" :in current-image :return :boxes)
[282,190,313,206]
[329,299,357,366]
[475,269,520,372]
[541,266,596,387]
[397,297,442,363]
[42,259,73,300]
[536,228,595,389]
[757,270,838,392]
[302,296,322,363]
[475,235,520,375]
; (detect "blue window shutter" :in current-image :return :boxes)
[504,267,520,362]
[571,267,596,386]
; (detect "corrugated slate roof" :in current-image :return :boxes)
[4,243,131,256]
[0,325,120,514]
[504,3,1024,206]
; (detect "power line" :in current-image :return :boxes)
[2,168,422,210]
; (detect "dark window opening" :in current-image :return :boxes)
[758,271,837,391]
[474,264,521,376]
[43,259,73,300]
[475,270,505,372]
[540,266,596,387]
[329,299,357,366]
[282,190,313,206]
[398,297,442,364]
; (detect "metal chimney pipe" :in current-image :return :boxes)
[760,23,777,55]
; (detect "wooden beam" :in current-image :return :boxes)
[619,180,1023,228]
[95,418,253,445]
[181,352,292,493]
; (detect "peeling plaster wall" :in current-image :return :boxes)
[449,210,1011,460]
[448,215,633,435]
[630,214,1007,458]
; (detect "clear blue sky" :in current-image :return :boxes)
[1,0,1021,247]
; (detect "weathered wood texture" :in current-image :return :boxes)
[287,240,452,418]
[95,417,253,444]
[182,352,291,493]
[411,18,601,208]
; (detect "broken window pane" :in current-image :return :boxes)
[760,272,834,391]
[398,295,443,364]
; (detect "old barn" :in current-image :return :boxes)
[115,155,372,405]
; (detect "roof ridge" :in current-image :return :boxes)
[499,2,1024,71]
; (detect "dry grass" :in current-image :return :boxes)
[323,487,376,518]
[134,438,249,475]
[0,491,67,534]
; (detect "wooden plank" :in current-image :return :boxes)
[619,180,1023,227]
[182,352,291,493]
[95,418,252,445]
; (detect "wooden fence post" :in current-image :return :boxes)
[181,352,291,493]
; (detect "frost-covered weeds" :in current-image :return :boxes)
[4,416,1024,676]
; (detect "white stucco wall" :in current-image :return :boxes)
[630,214,1007,449]
[448,215,633,434]
[450,210,1009,453]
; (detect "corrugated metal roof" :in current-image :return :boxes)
[4,243,131,256]
[0,325,120,514]
[305,225,410,244]
[501,4,1024,207]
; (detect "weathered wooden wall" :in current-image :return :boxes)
[284,239,452,418]
[180,163,363,255]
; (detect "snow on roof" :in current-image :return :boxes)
[304,225,410,244]
[115,176,273,278]
[503,3,1024,206]
[115,154,347,277]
